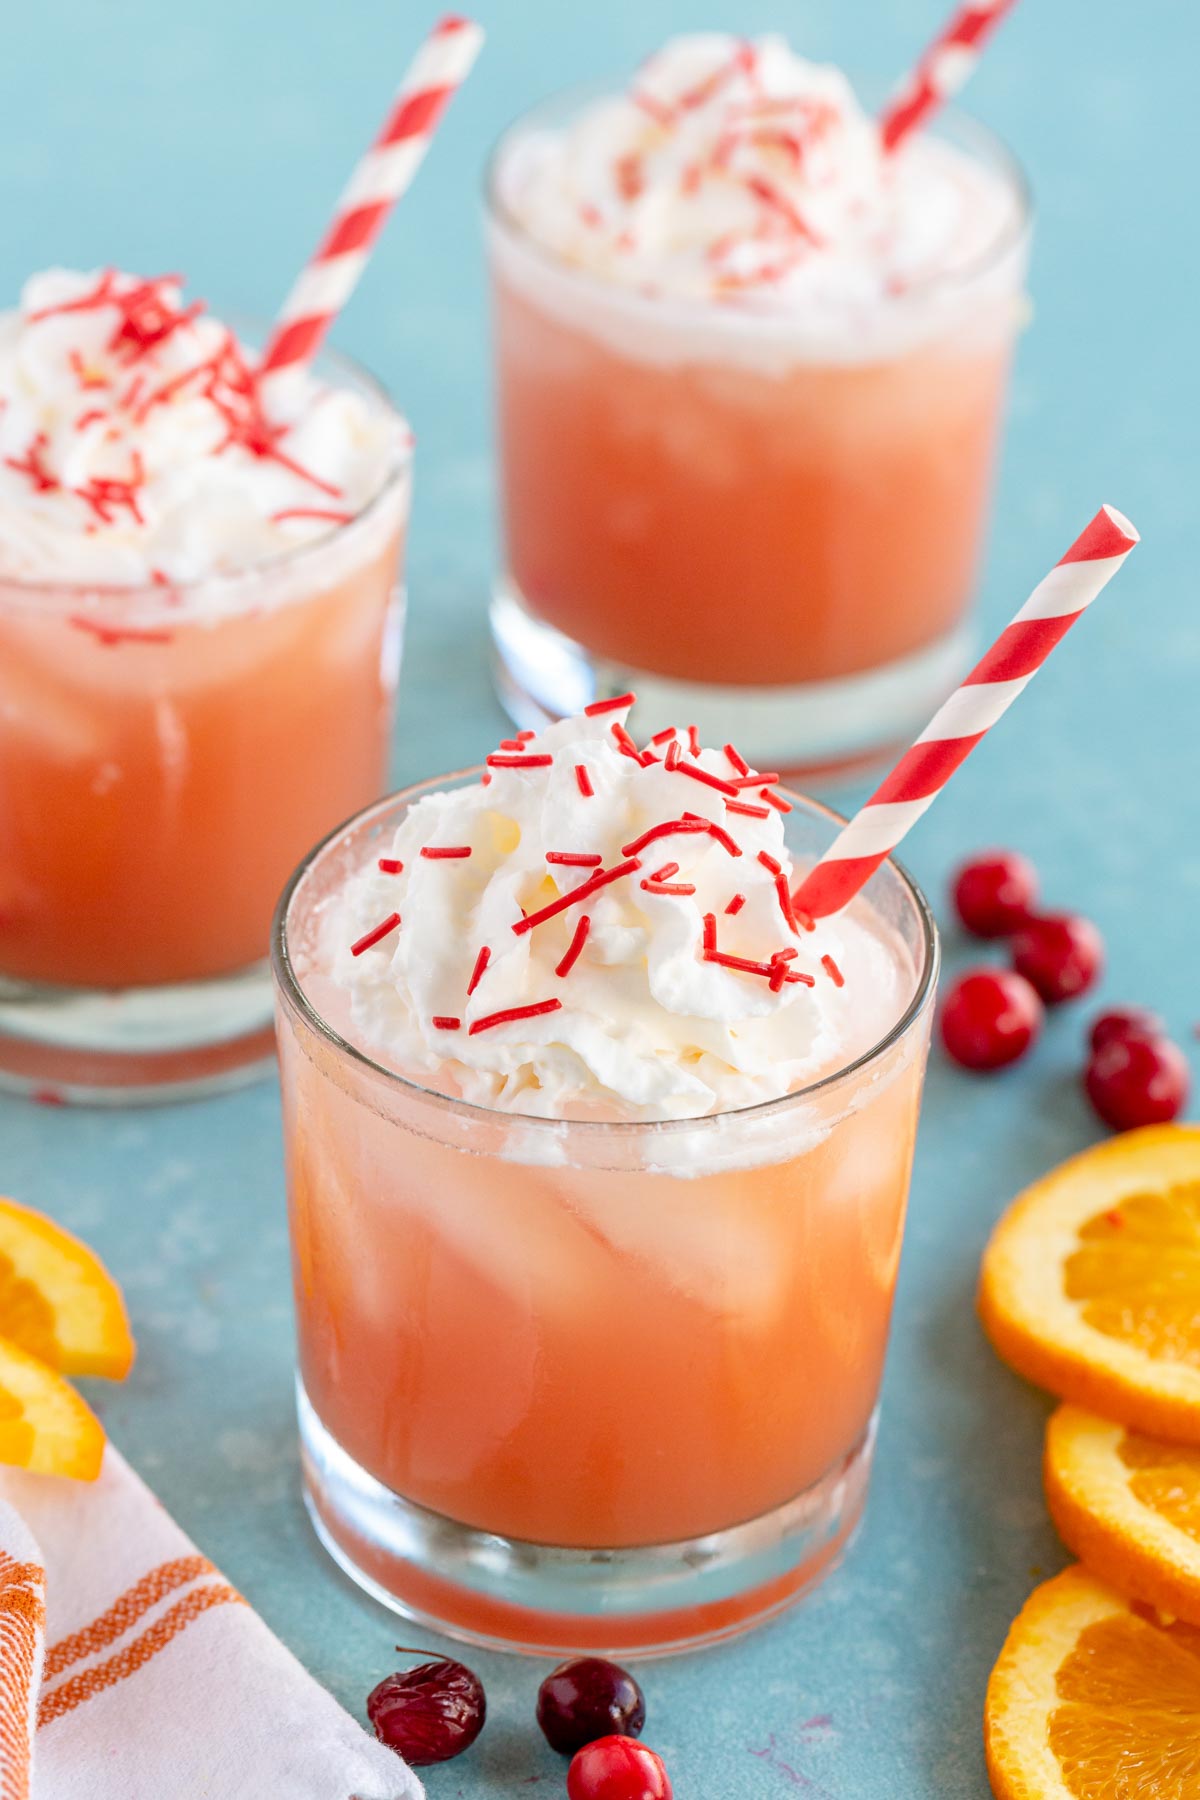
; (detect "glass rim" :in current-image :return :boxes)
[270,771,940,1139]
[484,81,1033,319]
[0,324,413,612]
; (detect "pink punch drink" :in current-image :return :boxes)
[0,271,410,1098]
[273,698,937,1652]
[488,35,1030,773]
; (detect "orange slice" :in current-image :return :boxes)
[985,1563,1200,1800]
[0,1337,105,1480]
[1045,1402,1200,1628]
[0,1197,134,1379]
[979,1124,1200,1441]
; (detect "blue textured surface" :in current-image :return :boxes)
[1,2,1196,1795]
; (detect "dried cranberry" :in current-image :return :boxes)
[366,1654,485,1766]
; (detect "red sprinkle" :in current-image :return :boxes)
[761,788,792,813]
[821,954,845,988]
[724,742,750,776]
[351,913,401,957]
[555,914,591,978]
[68,615,172,647]
[641,879,697,896]
[546,851,603,867]
[622,818,706,857]
[4,432,58,493]
[697,819,742,858]
[432,1016,461,1030]
[775,875,803,936]
[650,727,678,746]
[377,858,404,874]
[69,349,108,390]
[703,913,718,953]
[575,763,594,798]
[467,945,491,997]
[497,737,524,751]
[650,862,680,882]
[757,851,783,876]
[584,692,636,716]
[480,771,492,786]
[513,859,641,936]
[665,739,682,771]
[486,753,553,769]
[687,724,701,758]
[725,894,746,915]
[517,729,536,742]
[705,949,779,979]
[469,998,563,1035]
[420,845,472,859]
[611,720,651,765]
[732,773,780,789]
[726,800,771,819]
[673,760,740,799]
[622,816,744,861]
[72,450,147,526]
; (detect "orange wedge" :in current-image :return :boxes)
[979,1125,1200,1442]
[985,1563,1200,1800]
[0,1336,105,1481]
[0,1197,134,1379]
[1045,1402,1200,1628]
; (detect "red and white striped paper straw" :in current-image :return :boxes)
[258,14,483,407]
[792,506,1139,921]
[879,0,1018,154]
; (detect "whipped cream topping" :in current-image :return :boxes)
[325,702,911,1123]
[0,270,408,584]
[499,33,1018,310]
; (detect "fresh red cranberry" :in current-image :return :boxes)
[1085,1034,1190,1132]
[1090,1006,1166,1054]
[951,850,1039,938]
[1012,913,1104,1005]
[940,969,1043,1070]
[537,1657,646,1755]
[567,1735,673,1800]
[366,1655,485,1766]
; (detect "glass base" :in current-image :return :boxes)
[0,960,277,1104]
[297,1380,876,1658]
[491,578,971,781]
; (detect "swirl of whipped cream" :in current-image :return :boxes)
[0,269,408,584]
[326,704,910,1122]
[500,33,1016,309]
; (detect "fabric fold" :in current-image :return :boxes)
[0,1448,420,1800]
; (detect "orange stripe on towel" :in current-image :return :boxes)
[0,1552,46,1800]
[43,1555,214,1679]
[38,1583,244,1728]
